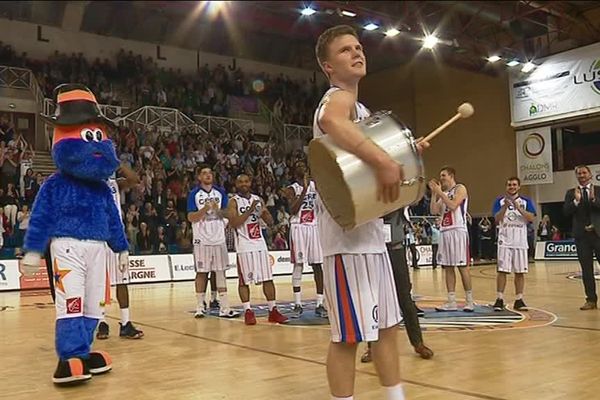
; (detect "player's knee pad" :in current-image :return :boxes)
[292,264,303,287]
[215,270,226,289]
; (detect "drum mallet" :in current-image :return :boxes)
[422,103,474,143]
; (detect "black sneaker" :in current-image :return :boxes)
[291,304,303,319]
[119,321,144,339]
[209,299,220,309]
[53,358,91,385]
[96,321,109,340]
[85,351,112,375]
[315,304,328,318]
[492,298,505,311]
[415,304,425,317]
[513,299,528,311]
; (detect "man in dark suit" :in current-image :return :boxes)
[563,165,600,310]
[361,208,434,362]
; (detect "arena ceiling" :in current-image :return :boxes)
[1,1,600,74]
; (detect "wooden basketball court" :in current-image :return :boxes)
[2,261,600,400]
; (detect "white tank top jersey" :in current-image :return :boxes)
[289,181,318,226]
[440,184,469,232]
[312,86,386,256]
[232,193,268,253]
[493,195,536,249]
[188,185,227,246]
[107,178,122,219]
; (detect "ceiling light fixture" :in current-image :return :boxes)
[423,35,439,49]
[521,62,535,73]
[301,7,316,16]
[385,28,400,37]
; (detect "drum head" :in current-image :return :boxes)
[308,139,355,229]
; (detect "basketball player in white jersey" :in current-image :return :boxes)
[313,25,429,400]
[429,166,474,312]
[227,174,288,325]
[187,166,239,319]
[285,161,327,318]
[492,177,536,311]
[97,165,144,339]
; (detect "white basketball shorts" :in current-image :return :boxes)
[497,247,529,273]
[193,243,229,273]
[107,249,129,286]
[290,224,323,265]
[237,250,273,285]
[438,229,470,267]
[51,238,110,320]
[323,252,402,343]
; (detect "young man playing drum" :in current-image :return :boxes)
[313,25,429,400]
[429,167,474,312]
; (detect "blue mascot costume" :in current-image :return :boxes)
[22,84,129,385]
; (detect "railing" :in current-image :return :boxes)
[193,114,254,136]
[116,106,207,135]
[258,99,284,142]
[283,123,312,150]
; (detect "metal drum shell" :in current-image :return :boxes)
[309,111,426,230]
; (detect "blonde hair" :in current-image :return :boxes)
[315,25,359,77]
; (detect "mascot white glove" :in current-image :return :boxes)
[119,250,129,273]
[22,252,42,277]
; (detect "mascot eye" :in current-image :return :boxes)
[93,129,103,142]
[80,129,94,142]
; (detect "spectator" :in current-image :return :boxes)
[272,231,288,250]
[537,215,552,241]
[137,222,153,254]
[176,220,193,253]
[1,183,19,228]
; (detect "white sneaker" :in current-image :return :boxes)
[194,308,206,319]
[435,302,458,312]
[463,301,475,312]
[218,309,240,319]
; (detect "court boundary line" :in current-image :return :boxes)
[110,316,507,400]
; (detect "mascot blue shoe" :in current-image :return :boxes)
[22,84,129,385]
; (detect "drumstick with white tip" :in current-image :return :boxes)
[421,103,474,143]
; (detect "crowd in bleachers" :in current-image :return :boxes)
[0,42,326,125]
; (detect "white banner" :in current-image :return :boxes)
[407,245,434,266]
[128,255,171,283]
[516,126,553,185]
[510,42,600,127]
[171,251,306,280]
[0,260,20,291]
[170,254,196,281]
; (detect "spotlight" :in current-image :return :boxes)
[340,10,357,17]
[423,35,439,49]
[507,60,520,67]
[385,28,400,37]
[521,62,535,73]
[364,23,379,31]
[301,6,316,16]
[487,55,501,63]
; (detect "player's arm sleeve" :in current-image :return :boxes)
[106,190,129,253]
[187,189,198,212]
[525,198,537,215]
[218,186,229,209]
[492,198,502,216]
[24,180,56,254]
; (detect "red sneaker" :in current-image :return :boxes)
[244,309,257,325]
[268,307,289,324]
